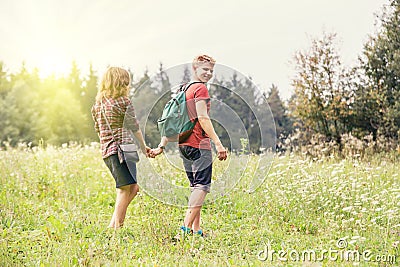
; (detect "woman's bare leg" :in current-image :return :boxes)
[109,184,139,229]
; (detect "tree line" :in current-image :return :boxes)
[0,61,98,146]
[0,0,398,155]
[288,0,400,156]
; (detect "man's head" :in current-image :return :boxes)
[192,54,216,83]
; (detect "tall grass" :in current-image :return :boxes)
[0,144,398,266]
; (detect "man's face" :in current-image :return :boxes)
[194,62,214,83]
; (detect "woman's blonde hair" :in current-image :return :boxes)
[96,67,131,102]
[192,54,216,68]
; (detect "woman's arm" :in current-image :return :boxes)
[91,105,100,136]
[133,129,151,156]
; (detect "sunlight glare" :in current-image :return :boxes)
[35,48,71,78]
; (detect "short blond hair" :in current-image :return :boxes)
[96,67,131,102]
[192,54,216,68]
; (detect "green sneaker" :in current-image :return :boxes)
[195,229,207,237]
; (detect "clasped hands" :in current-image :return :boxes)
[141,144,228,161]
[141,146,163,158]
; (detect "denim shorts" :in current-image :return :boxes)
[179,146,212,193]
[103,154,137,188]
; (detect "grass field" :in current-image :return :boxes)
[0,144,399,266]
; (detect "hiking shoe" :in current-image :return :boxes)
[195,229,207,238]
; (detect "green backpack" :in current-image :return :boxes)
[157,82,203,141]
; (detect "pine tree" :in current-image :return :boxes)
[67,60,83,99]
[0,61,10,97]
[182,65,191,83]
[266,84,292,141]
[81,63,98,140]
[0,64,41,145]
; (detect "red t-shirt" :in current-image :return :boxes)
[179,83,211,150]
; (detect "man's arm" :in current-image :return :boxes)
[196,100,227,161]
[150,136,169,157]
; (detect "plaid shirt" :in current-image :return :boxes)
[91,96,140,159]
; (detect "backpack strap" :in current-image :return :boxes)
[181,81,204,92]
[180,81,206,135]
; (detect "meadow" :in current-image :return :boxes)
[0,144,399,266]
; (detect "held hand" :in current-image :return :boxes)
[150,147,163,157]
[216,143,228,161]
[142,146,153,158]
[147,146,157,158]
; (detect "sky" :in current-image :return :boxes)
[0,0,388,99]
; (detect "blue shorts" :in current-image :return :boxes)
[103,154,137,188]
[179,146,212,193]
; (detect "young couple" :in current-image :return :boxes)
[91,55,227,237]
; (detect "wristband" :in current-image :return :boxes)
[158,144,165,150]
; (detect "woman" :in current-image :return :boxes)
[91,67,150,229]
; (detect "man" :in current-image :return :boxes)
[151,54,227,238]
